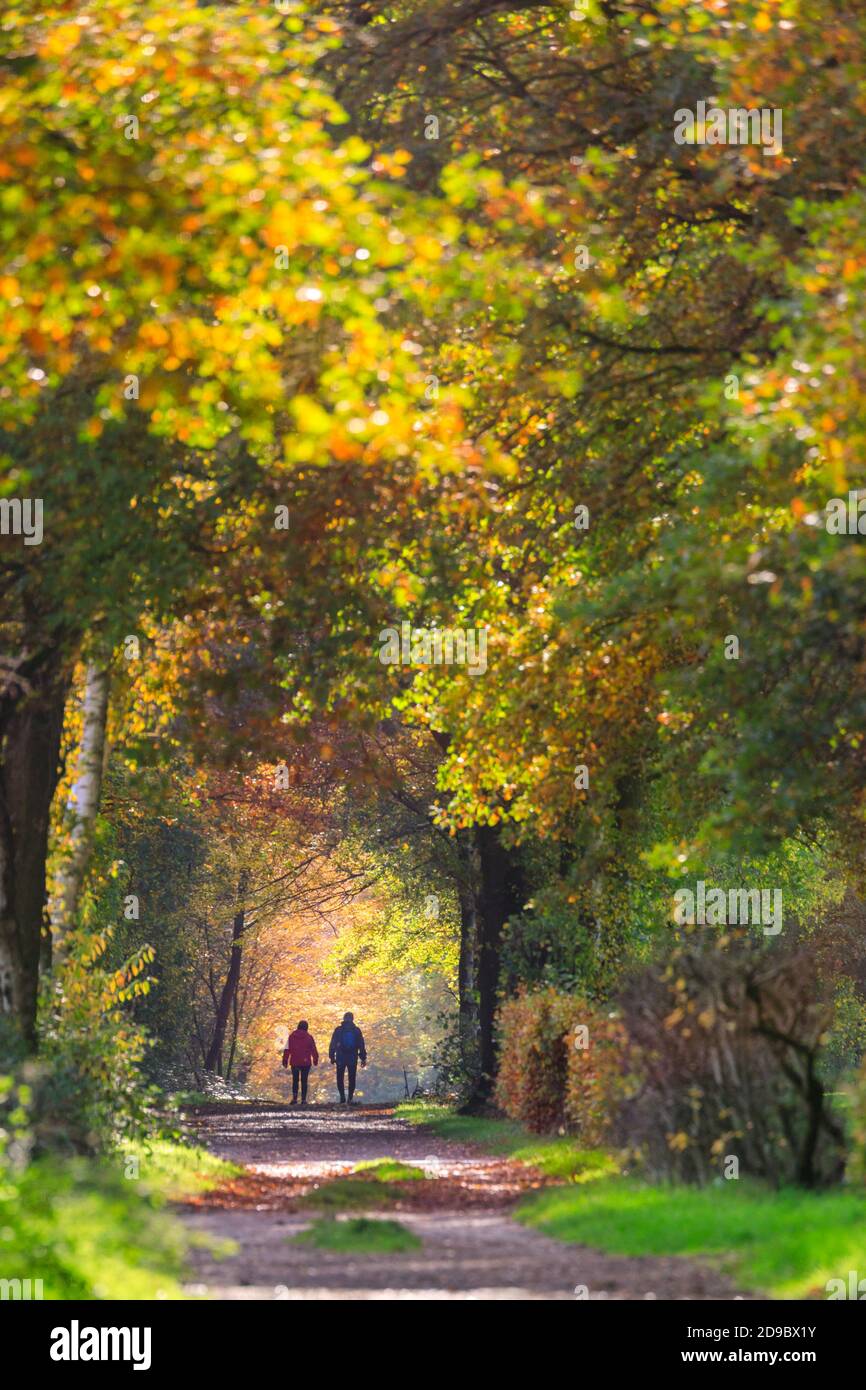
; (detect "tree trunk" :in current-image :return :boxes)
[456,838,481,1085]
[0,655,68,1048]
[460,824,526,1110]
[51,661,111,941]
[225,986,240,1080]
[204,870,250,1074]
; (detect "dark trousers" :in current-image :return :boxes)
[336,1059,357,1101]
[291,1065,310,1101]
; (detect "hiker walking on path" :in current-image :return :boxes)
[329,1012,367,1104]
[282,1020,319,1106]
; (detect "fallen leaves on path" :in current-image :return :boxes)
[181,1157,552,1214]
[178,1104,555,1213]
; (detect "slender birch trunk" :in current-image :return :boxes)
[52,661,111,941]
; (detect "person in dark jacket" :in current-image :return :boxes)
[282,1020,319,1105]
[328,1012,367,1104]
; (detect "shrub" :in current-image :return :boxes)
[496,988,578,1131]
[565,1007,632,1147]
[495,988,629,1136]
[617,929,846,1187]
[431,1007,480,1104]
[496,928,853,1183]
[34,928,161,1156]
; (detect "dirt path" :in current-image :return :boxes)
[177,1103,749,1301]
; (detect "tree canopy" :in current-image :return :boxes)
[2,0,866,1138]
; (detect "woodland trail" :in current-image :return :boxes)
[177,1104,750,1301]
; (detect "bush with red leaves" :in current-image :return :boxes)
[495,987,629,1139]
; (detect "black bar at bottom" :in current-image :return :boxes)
[4,1294,860,1375]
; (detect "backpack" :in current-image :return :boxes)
[339,1024,358,1051]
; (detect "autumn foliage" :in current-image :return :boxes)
[495,988,629,1142]
[4,0,866,1206]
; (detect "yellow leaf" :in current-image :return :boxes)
[40,23,82,59]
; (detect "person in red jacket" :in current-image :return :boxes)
[281,1020,319,1106]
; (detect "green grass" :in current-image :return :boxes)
[395,1100,618,1182]
[352,1157,426,1181]
[292,1216,421,1253]
[301,1155,429,1210]
[120,1136,243,1197]
[300,1178,397,1211]
[398,1103,866,1299]
[0,1138,240,1299]
[518,1177,866,1299]
[2,1154,187,1299]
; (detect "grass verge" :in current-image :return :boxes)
[517,1178,866,1299]
[120,1136,243,1198]
[395,1099,618,1182]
